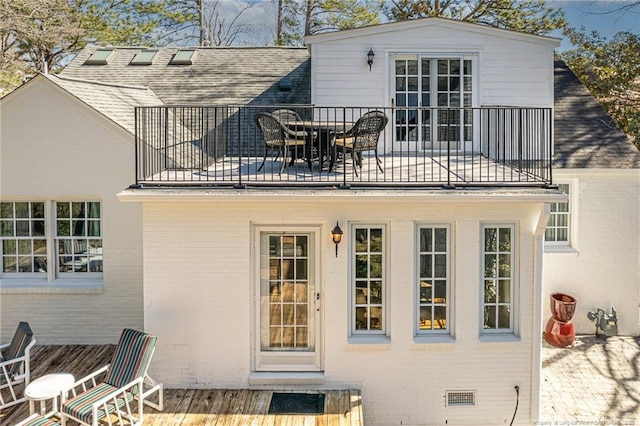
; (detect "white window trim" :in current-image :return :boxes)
[348,223,389,340]
[414,224,453,340]
[0,199,102,287]
[544,179,578,252]
[479,223,518,337]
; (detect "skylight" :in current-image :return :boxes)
[84,49,114,65]
[170,49,197,65]
[130,50,158,66]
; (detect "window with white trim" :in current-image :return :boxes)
[55,202,102,274]
[352,225,386,334]
[545,183,571,245]
[0,200,102,280]
[1,202,47,275]
[481,224,515,333]
[416,225,450,334]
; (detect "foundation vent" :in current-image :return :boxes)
[445,390,476,407]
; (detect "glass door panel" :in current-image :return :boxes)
[256,229,320,372]
[393,56,472,152]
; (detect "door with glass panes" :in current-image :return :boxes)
[393,56,473,152]
[255,229,321,371]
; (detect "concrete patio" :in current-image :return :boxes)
[540,335,640,424]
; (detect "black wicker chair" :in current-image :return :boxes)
[255,112,313,174]
[329,110,388,176]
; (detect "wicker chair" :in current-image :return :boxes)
[329,110,388,176]
[255,112,313,174]
[271,109,303,124]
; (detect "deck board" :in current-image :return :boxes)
[0,345,363,426]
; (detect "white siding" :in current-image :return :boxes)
[310,23,556,108]
[142,197,545,425]
[543,169,640,336]
[0,77,143,344]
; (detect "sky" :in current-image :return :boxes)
[549,0,640,50]
[215,0,639,49]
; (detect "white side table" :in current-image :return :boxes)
[25,373,75,416]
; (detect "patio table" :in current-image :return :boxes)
[25,373,75,417]
[287,120,354,171]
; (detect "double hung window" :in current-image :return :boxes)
[545,183,571,246]
[0,202,47,275]
[0,200,102,281]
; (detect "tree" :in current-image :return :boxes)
[200,0,257,46]
[1,0,84,74]
[383,0,566,34]
[277,0,383,46]
[563,29,640,148]
[0,0,200,95]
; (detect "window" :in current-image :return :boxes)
[1,202,47,275]
[0,200,102,281]
[352,225,386,334]
[545,183,571,245]
[84,49,114,65]
[170,49,196,65]
[130,50,158,65]
[481,225,515,333]
[56,202,102,274]
[416,226,450,334]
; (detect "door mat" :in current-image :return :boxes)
[268,392,325,414]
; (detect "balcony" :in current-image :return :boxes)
[133,105,553,189]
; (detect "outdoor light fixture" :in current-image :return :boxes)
[367,48,375,71]
[331,221,343,257]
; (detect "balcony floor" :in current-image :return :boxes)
[139,154,548,187]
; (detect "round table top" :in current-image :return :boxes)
[25,373,75,400]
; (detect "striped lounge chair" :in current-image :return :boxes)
[0,321,35,410]
[59,328,163,426]
[15,413,60,426]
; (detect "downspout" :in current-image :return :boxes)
[531,202,551,423]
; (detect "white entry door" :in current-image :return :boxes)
[254,227,321,371]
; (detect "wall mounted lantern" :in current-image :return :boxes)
[331,222,343,257]
[367,48,375,71]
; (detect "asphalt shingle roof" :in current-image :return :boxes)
[60,46,310,106]
[56,46,639,170]
[553,59,640,169]
[45,73,163,134]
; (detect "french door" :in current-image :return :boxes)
[254,227,321,371]
[393,56,473,152]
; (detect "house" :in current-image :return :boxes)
[2,17,639,425]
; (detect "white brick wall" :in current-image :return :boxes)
[0,77,143,344]
[142,197,544,425]
[544,169,640,336]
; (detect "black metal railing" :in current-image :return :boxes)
[133,105,552,188]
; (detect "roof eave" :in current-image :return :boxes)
[305,17,560,47]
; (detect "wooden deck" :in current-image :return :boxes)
[0,345,363,426]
